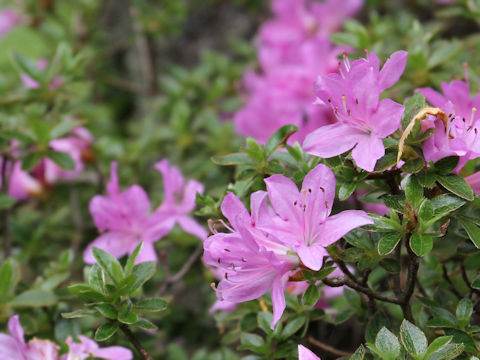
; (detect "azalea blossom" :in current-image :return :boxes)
[0,159,43,200]
[0,9,19,36]
[416,80,480,172]
[60,335,132,360]
[303,51,407,171]
[154,159,207,241]
[298,345,321,360]
[263,163,373,271]
[0,315,132,360]
[21,59,62,91]
[204,191,298,328]
[466,171,480,195]
[83,162,169,264]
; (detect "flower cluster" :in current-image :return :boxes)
[1,125,93,200]
[0,8,19,36]
[0,315,132,360]
[233,0,363,144]
[204,164,372,328]
[84,159,206,264]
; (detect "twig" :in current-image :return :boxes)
[401,238,419,322]
[442,263,462,299]
[322,276,401,305]
[158,244,203,295]
[119,323,152,360]
[307,336,353,357]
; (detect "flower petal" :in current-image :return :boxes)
[351,134,385,171]
[271,276,286,329]
[303,123,362,158]
[296,244,328,271]
[378,50,408,91]
[298,345,321,360]
[177,216,208,241]
[83,232,131,264]
[265,174,302,227]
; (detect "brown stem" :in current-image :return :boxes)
[158,244,203,295]
[401,237,419,322]
[322,276,401,305]
[442,263,462,299]
[307,336,353,357]
[119,323,152,360]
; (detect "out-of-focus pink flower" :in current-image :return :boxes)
[0,315,132,360]
[0,315,60,360]
[466,171,480,195]
[204,192,298,328]
[0,9,20,36]
[21,59,62,91]
[154,159,207,241]
[84,162,169,264]
[298,345,321,360]
[0,159,43,200]
[303,51,407,171]
[416,80,480,173]
[60,335,132,360]
[234,67,334,144]
[355,189,389,216]
[263,164,373,271]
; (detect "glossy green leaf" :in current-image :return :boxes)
[94,322,118,341]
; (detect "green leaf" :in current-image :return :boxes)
[10,290,57,307]
[436,174,474,201]
[46,150,75,171]
[61,309,96,319]
[350,345,366,360]
[92,247,124,285]
[88,263,105,294]
[375,327,400,360]
[239,333,265,352]
[418,200,434,222]
[244,137,264,162]
[118,311,138,324]
[0,194,16,210]
[211,153,255,166]
[400,319,427,358]
[459,219,480,248]
[134,298,167,312]
[134,318,157,331]
[472,274,480,289]
[21,152,43,171]
[410,234,433,256]
[96,303,118,320]
[403,175,424,210]
[417,171,437,188]
[365,312,391,344]
[424,336,452,359]
[125,243,143,276]
[130,262,155,293]
[94,322,118,341]
[378,233,402,255]
[0,259,16,298]
[402,158,425,174]
[280,315,306,339]
[443,328,476,352]
[434,156,459,175]
[302,284,320,307]
[10,51,42,81]
[382,195,406,213]
[374,151,398,172]
[49,120,83,139]
[456,298,472,329]
[427,342,464,360]
[431,194,466,216]
[339,182,356,201]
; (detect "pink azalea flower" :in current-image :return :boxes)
[83,162,168,264]
[303,51,407,171]
[0,315,60,360]
[465,171,480,195]
[204,191,298,328]
[0,9,20,36]
[416,80,480,172]
[154,159,207,241]
[0,159,43,200]
[298,345,321,360]
[263,164,373,271]
[234,67,334,144]
[60,335,132,360]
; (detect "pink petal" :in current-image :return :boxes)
[83,232,131,264]
[416,87,446,109]
[8,315,24,346]
[351,134,385,171]
[271,276,286,329]
[296,244,328,271]
[177,216,208,241]
[264,175,302,226]
[106,162,119,196]
[466,171,480,195]
[133,241,157,264]
[316,210,373,247]
[179,179,204,214]
[298,345,321,360]
[378,50,408,91]
[303,123,362,158]
[302,163,336,222]
[221,192,251,230]
[371,98,404,137]
[0,334,24,360]
[94,346,133,360]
